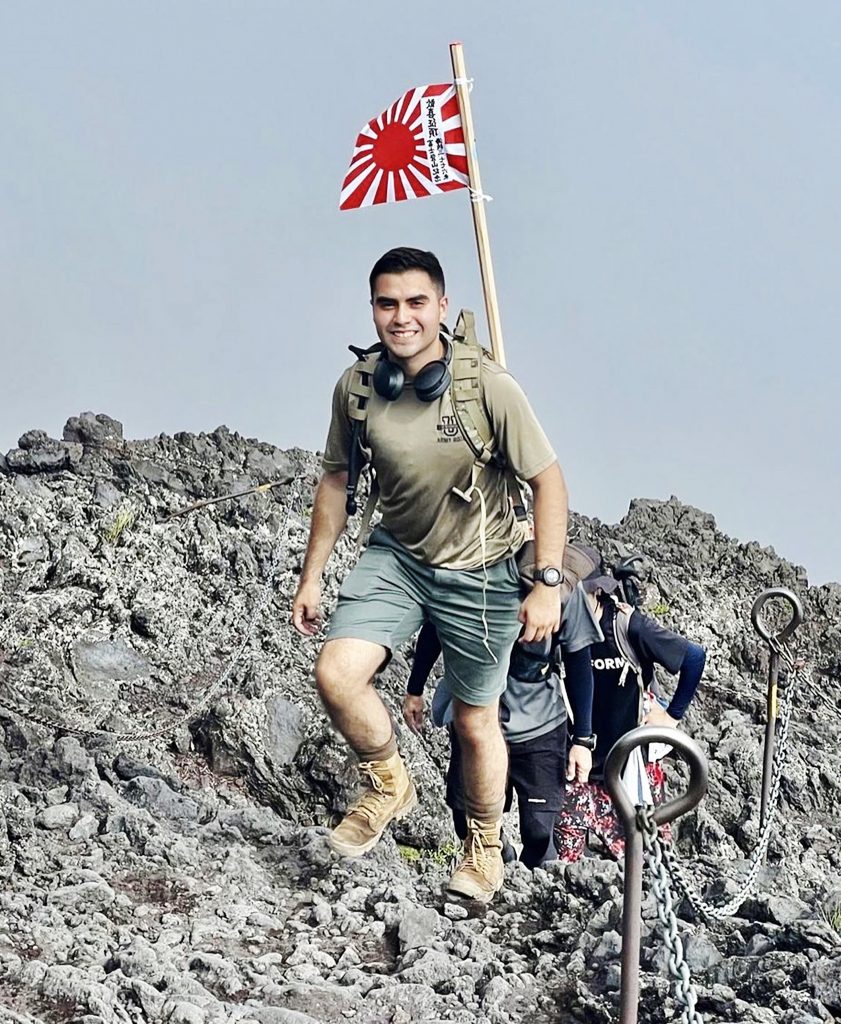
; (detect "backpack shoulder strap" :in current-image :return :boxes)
[612,601,642,675]
[607,600,643,708]
[347,343,382,424]
[448,310,497,466]
[345,344,382,521]
[448,310,528,519]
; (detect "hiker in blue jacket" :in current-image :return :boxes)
[554,559,706,861]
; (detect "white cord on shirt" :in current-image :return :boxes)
[452,480,497,665]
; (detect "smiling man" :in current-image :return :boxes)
[291,247,568,902]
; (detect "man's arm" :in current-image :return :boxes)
[290,470,348,636]
[407,623,443,696]
[518,461,568,643]
[643,642,706,728]
[402,622,442,734]
[561,645,594,783]
[625,612,706,727]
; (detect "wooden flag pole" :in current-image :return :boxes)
[449,42,507,368]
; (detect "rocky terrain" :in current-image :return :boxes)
[0,411,839,1024]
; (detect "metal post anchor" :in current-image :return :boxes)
[605,727,709,1024]
[750,587,804,830]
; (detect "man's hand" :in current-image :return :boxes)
[566,743,592,784]
[291,579,323,637]
[524,460,568,641]
[518,584,562,643]
[291,470,348,637]
[643,705,679,729]
[402,694,425,735]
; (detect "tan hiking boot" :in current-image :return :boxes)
[446,817,505,903]
[328,750,417,857]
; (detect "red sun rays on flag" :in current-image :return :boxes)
[340,84,469,211]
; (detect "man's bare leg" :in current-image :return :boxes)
[451,698,508,818]
[315,638,393,756]
[446,698,508,902]
[315,637,417,855]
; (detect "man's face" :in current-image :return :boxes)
[371,270,448,371]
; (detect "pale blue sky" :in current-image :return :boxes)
[2,3,839,584]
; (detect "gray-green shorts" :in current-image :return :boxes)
[326,526,523,706]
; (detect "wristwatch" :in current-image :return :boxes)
[571,734,597,751]
[533,565,563,587]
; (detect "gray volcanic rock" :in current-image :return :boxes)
[0,410,838,1023]
[63,411,124,444]
[71,637,150,701]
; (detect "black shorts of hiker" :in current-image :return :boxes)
[447,721,566,867]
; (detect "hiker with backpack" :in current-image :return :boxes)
[291,247,572,903]
[402,556,603,868]
[554,552,707,861]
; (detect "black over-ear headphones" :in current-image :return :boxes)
[372,336,452,403]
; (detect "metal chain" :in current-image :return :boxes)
[767,632,798,673]
[638,806,705,1024]
[0,434,294,647]
[658,639,801,920]
[0,497,139,650]
[0,484,301,741]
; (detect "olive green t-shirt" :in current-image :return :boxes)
[322,356,557,570]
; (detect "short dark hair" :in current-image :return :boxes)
[368,247,445,296]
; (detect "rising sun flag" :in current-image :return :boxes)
[339,84,468,210]
[338,44,506,367]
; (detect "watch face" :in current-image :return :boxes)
[541,567,562,586]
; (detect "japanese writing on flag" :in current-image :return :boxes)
[339,84,468,210]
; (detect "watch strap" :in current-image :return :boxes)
[571,734,597,751]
